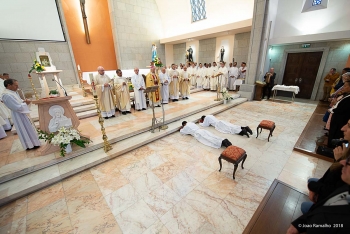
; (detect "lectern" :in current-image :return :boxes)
[144,86,159,133]
[32,96,88,155]
[36,70,64,98]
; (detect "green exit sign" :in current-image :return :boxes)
[302,44,311,48]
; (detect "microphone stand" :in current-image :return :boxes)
[52,78,68,96]
[160,82,168,130]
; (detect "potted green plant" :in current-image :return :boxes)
[49,90,59,97]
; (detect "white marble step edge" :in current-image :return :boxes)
[0,98,246,207]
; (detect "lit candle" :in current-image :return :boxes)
[77,65,81,70]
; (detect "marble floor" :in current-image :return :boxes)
[0,99,332,234]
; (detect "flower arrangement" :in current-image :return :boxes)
[128,82,134,91]
[37,127,91,157]
[29,60,45,73]
[154,57,163,67]
[221,88,233,101]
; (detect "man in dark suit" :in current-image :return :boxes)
[286,152,350,233]
[262,68,276,100]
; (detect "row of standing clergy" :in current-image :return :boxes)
[92,66,192,118]
[166,62,247,91]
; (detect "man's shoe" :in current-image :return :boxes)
[186,97,189,99]
[104,117,109,119]
[122,112,127,115]
[137,109,141,111]
[126,111,131,113]
[172,99,175,102]
[246,126,253,135]
[142,108,147,110]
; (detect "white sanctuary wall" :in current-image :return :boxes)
[156,0,254,39]
[270,0,350,45]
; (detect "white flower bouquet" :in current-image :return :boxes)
[37,127,91,157]
[221,88,233,100]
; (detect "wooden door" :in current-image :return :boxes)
[282,52,323,99]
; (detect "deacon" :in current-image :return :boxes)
[94,66,115,119]
[1,79,40,150]
[217,62,228,90]
[146,67,161,107]
[159,67,170,104]
[262,67,276,100]
[199,115,252,138]
[169,64,180,101]
[131,67,147,111]
[180,121,233,149]
[228,62,239,91]
[180,66,191,99]
[210,62,219,91]
[114,69,131,115]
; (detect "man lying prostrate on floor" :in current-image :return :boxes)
[199,115,253,138]
[179,121,232,148]
[286,156,350,234]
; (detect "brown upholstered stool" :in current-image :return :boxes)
[256,120,275,142]
[218,145,247,180]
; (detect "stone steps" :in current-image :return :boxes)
[0,97,247,207]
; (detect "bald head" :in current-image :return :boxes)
[97,66,105,75]
[161,67,166,73]
[134,67,139,75]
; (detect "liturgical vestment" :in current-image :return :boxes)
[168,69,180,100]
[145,72,161,106]
[114,75,131,112]
[94,74,116,118]
[2,90,40,149]
[131,73,147,110]
[159,72,170,104]
[180,70,191,98]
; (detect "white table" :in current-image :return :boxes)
[36,70,64,98]
[272,85,300,102]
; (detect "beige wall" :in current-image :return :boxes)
[215,35,235,64]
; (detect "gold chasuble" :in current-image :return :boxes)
[114,76,131,111]
[169,69,180,99]
[146,73,161,104]
[180,71,191,98]
[94,74,115,117]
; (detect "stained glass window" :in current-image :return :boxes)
[190,0,207,22]
[312,0,322,6]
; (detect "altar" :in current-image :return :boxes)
[272,85,300,102]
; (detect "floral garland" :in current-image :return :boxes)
[37,127,91,157]
[154,57,163,67]
[221,88,233,100]
[29,60,45,73]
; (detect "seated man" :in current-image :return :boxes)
[180,121,232,149]
[199,115,252,138]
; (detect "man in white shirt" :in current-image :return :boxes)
[228,62,239,91]
[199,115,252,138]
[131,67,147,111]
[180,121,233,149]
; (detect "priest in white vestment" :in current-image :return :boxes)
[1,79,40,149]
[199,115,252,138]
[180,121,232,149]
[195,63,205,89]
[210,62,219,91]
[228,62,239,91]
[114,69,131,115]
[169,64,180,101]
[159,68,170,104]
[188,63,197,86]
[180,66,191,99]
[238,62,247,84]
[217,62,228,90]
[94,66,116,119]
[131,67,147,111]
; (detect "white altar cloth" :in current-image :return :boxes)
[272,85,300,94]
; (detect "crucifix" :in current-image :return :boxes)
[80,0,91,44]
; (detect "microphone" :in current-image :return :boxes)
[52,78,68,96]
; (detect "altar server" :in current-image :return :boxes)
[1,79,40,149]
[131,67,147,111]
